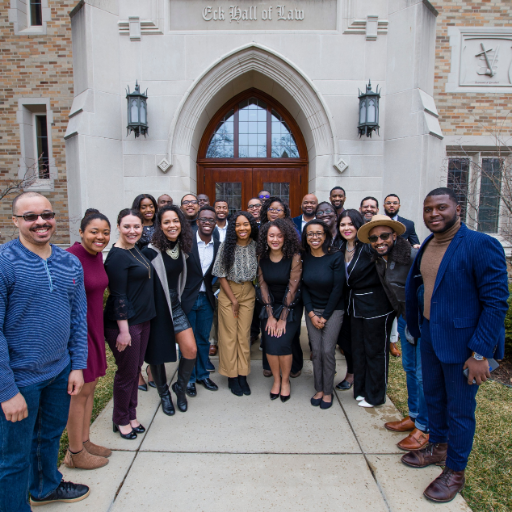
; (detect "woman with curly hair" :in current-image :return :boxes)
[302,219,345,410]
[256,219,302,402]
[259,196,291,226]
[141,205,197,416]
[212,211,259,396]
[132,194,158,250]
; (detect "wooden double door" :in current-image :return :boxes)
[197,164,307,217]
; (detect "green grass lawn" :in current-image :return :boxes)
[387,343,512,512]
[58,347,116,465]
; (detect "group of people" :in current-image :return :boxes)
[0,183,508,509]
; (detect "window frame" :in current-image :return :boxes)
[8,0,49,35]
[446,152,510,235]
[198,88,308,164]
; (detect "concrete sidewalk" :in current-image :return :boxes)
[48,329,471,512]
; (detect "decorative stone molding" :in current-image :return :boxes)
[118,0,163,37]
[157,158,171,173]
[446,27,512,93]
[417,89,443,140]
[342,0,387,39]
[334,157,348,173]
[160,43,341,174]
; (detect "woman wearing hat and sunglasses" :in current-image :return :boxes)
[343,214,399,408]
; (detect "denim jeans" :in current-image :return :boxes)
[397,316,428,432]
[0,363,71,512]
[187,293,214,383]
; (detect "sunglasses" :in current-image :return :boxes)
[368,232,394,243]
[258,194,270,199]
[15,212,56,222]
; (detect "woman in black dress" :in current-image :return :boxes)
[256,219,302,402]
[344,211,395,408]
[104,209,156,439]
[141,205,197,415]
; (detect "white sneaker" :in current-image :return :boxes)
[355,396,365,401]
[358,399,374,408]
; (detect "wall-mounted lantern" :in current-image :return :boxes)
[126,81,148,138]
[358,80,380,138]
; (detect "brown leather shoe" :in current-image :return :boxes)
[384,416,415,432]
[209,345,218,356]
[423,467,465,503]
[390,342,401,357]
[397,428,429,451]
[401,442,447,468]
[83,439,112,458]
[64,448,108,470]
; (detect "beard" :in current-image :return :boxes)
[385,207,400,218]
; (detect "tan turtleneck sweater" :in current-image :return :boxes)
[420,218,461,320]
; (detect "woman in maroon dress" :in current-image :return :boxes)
[64,209,112,470]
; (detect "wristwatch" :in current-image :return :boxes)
[472,353,485,361]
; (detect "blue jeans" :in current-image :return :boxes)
[187,293,214,383]
[397,316,428,432]
[0,363,71,512]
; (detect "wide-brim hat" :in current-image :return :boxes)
[357,214,406,244]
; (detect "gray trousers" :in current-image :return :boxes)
[306,309,344,395]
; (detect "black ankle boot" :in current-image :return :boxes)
[172,357,196,412]
[150,364,175,416]
[238,375,251,396]
[228,377,243,396]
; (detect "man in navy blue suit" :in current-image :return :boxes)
[292,193,318,234]
[404,188,509,503]
[384,194,420,247]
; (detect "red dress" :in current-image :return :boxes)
[67,242,109,383]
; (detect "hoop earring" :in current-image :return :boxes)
[266,243,270,251]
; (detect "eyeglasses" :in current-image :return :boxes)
[198,217,216,225]
[368,232,394,243]
[182,200,198,206]
[247,204,261,209]
[268,208,284,214]
[306,232,325,239]
[15,212,56,222]
[316,209,335,216]
[384,201,399,206]
[258,194,270,199]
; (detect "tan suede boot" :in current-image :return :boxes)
[83,440,112,458]
[64,448,109,470]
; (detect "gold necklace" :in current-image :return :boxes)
[128,246,151,279]
[166,243,180,260]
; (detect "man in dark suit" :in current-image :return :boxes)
[404,188,509,503]
[384,194,420,247]
[181,206,221,396]
[292,193,318,234]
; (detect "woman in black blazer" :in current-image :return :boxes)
[342,210,395,408]
[141,206,197,416]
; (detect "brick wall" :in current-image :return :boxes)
[433,0,512,137]
[0,0,75,244]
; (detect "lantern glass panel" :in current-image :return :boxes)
[131,99,139,123]
[359,102,366,124]
[140,102,147,124]
[367,99,376,123]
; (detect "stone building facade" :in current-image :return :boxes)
[1,0,511,245]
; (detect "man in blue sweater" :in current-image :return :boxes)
[0,192,90,510]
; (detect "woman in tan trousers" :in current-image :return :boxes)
[213,211,259,397]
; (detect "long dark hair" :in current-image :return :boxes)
[220,211,258,271]
[301,219,336,255]
[257,218,301,260]
[131,194,158,218]
[117,208,144,226]
[259,196,291,226]
[80,208,111,232]
[151,205,193,254]
[335,209,365,247]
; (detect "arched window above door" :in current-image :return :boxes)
[205,95,300,159]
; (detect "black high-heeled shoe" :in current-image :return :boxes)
[131,423,145,434]
[280,382,291,402]
[138,371,148,392]
[270,388,280,400]
[146,367,156,388]
[113,423,137,440]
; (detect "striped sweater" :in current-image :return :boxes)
[0,239,88,402]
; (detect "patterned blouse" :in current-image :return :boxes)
[213,240,258,284]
